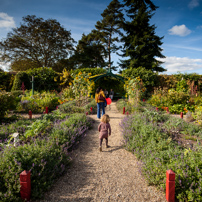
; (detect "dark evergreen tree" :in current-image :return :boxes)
[120,0,166,72]
[74,33,107,69]
[94,0,124,70]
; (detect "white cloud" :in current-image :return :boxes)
[0,12,15,28]
[168,25,191,36]
[188,0,199,9]
[158,56,202,73]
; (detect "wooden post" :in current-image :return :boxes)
[180,112,183,119]
[20,170,31,201]
[166,107,169,113]
[166,170,175,202]
[123,107,125,114]
[28,110,32,119]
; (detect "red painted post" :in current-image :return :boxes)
[56,106,58,110]
[28,110,32,119]
[143,99,145,102]
[20,170,31,201]
[166,170,175,202]
[123,107,125,114]
[156,107,158,111]
[86,112,88,115]
[166,107,169,113]
[90,107,93,113]
[45,107,48,114]
[180,112,183,119]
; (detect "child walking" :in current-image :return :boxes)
[98,114,111,152]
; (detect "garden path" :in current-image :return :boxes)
[36,102,167,202]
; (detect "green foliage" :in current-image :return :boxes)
[120,0,165,72]
[0,15,75,69]
[11,72,30,91]
[0,72,14,91]
[121,67,158,87]
[18,91,60,113]
[27,67,59,91]
[94,0,124,70]
[121,107,202,201]
[0,101,93,201]
[176,79,189,93]
[58,100,84,114]
[0,91,18,118]
[71,68,106,77]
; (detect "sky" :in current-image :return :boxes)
[0,0,202,75]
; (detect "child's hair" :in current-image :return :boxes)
[101,114,110,123]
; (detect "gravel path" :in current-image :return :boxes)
[36,102,167,202]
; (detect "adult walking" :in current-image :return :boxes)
[109,89,114,100]
[95,87,106,119]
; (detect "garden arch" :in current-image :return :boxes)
[89,68,126,98]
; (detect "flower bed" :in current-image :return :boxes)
[120,104,202,201]
[0,100,94,201]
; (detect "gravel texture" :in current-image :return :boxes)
[34,102,167,202]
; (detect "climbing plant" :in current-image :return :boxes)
[124,77,146,106]
[70,71,95,106]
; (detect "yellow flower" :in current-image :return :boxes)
[69,82,72,86]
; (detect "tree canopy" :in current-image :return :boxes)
[0,15,75,69]
[94,0,124,71]
[119,0,165,72]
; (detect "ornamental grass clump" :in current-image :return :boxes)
[120,107,202,201]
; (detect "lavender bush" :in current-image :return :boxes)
[120,108,202,201]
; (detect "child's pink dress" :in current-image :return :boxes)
[98,122,111,139]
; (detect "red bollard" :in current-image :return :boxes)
[28,110,32,119]
[86,112,88,115]
[56,106,58,110]
[143,99,145,102]
[180,112,183,119]
[123,107,125,114]
[20,170,31,201]
[156,107,158,111]
[45,107,48,114]
[166,107,169,113]
[90,107,93,113]
[166,170,175,202]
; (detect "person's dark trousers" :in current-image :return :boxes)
[97,102,105,118]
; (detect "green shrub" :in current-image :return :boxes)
[27,67,60,92]
[121,107,202,201]
[0,72,14,91]
[17,91,60,113]
[58,100,85,114]
[0,91,17,118]
[11,72,30,91]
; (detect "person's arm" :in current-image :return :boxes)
[101,91,106,98]
[95,93,98,103]
[108,124,111,136]
[98,123,101,132]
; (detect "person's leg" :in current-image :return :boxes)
[105,138,108,147]
[101,102,105,116]
[99,138,103,151]
[99,138,103,147]
[97,103,101,118]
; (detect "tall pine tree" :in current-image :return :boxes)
[120,0,165,72]
[73,32,107,69]
[94,0,124,71]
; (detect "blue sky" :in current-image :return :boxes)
[0,0,202,74]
